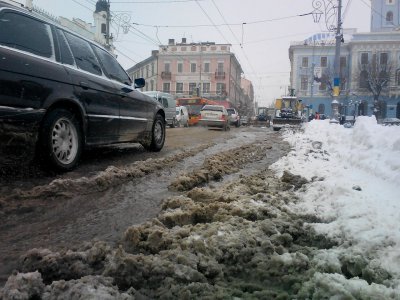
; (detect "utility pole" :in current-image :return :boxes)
[312,0,343,123]
[105,0,111,49]
[331,0,342,123]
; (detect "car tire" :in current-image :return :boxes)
[144,114,165,152]
[39,108,82,171]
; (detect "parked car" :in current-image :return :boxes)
[226,108,240,127]
[143,91,177,128]
[199,105,230,131]
[176,106,189,127]
[0,1,166,171]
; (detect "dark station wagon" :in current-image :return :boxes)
[0,1,166,171]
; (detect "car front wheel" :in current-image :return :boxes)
[39,109,82,171]
[144,114,165,151]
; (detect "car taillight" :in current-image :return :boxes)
[220,115,225,120]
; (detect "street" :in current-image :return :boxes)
[0,126,290,289]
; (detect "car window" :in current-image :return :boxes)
[0,11,54,59]
[64,32,102,76]
[202,105,223,112]
[56,29,75,66]
[93,46,131,84]
[161,97,168,107]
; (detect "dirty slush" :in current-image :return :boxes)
[0,129,388,299]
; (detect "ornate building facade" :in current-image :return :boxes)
[289,0,400,119]
[126,38,254,114]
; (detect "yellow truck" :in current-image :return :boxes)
[272,96,303,131]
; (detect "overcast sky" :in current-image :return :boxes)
[31,0,371,106]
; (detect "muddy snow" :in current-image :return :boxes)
[1,126,399,299]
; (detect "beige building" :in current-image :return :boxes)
[127,38,253,112]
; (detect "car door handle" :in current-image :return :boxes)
[79,81,89,89]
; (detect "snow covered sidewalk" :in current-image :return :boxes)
[272,116,400,295]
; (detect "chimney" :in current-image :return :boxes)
[182,38,187,44]
[168,39,175,45]
[152,50,159,56]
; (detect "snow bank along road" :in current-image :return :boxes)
[1,122,399,299]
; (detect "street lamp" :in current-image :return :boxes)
[311,0,343,124]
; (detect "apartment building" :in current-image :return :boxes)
[127,38,253,112]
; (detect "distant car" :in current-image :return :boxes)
[382,118,400,126]
[227,108,240,127]
[176,106,189,127]
[0,2,166,171]
[199,105,230,131]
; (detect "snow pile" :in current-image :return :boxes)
[271,116,400,293]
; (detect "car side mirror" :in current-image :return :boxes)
[134,78,145,89]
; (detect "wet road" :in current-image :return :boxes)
[0,126,289,286]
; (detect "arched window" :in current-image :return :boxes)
[386,11,393,23]
[101,23,107,34]
[318,103,325,114]
[379,101,388,119]
[359,101,368,116]
[359,70,369,88]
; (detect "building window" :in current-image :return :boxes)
[202,82,210,94]
[151,63,154,76]
[146,65,149,78]
[216,83,226,94]
[204,62,210,73]
[101,23,106,34]
[319,81,327,91]
[380,52,388,65]
[191,63,196,73]
[217,62,224,73]
[189,83,197,94]
[360,70,369,88]
[150,80,154,91]
[163,82,170,93]
[177,62,183,73]
[302,57,309,68]
[318,104,325,114]
[300,76,308,90]
[140,68,144,78]
[164,62,170,72]
[361,53,369,65]
[386,11,394,23]
[176,82,183,93]
[387,0,394,4]
[320,57,327,67]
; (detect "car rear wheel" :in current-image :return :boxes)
[39,109,82,171]
[144,114,165,151]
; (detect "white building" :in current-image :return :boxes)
[289,0,400,119]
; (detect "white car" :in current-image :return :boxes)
[199,105,230,131]
[176,106,189,127]
[226,108,240,127]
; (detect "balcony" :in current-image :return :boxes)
[161,71,171,80]
[215,71,225,80]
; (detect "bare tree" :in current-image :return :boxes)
[355,53,392,119]
[314,63,347,97]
